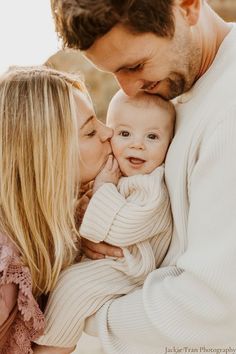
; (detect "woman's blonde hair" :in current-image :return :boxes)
[0,66,85,296]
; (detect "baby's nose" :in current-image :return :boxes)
[129,140,145,150]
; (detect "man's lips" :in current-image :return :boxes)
[144,81,160,92]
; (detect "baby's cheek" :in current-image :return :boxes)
[110,138,123,159]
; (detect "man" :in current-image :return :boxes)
[51,1,236,352]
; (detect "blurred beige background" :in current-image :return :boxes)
[46,1,236,353]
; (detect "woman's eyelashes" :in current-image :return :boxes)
[86,129,96,137]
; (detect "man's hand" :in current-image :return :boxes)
[81,238,123,260]
[93,155,121,193]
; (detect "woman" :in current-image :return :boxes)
[0,65,112,354]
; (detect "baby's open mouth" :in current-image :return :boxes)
[128,157,145,165]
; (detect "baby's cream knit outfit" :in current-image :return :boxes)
[36,164,172,347]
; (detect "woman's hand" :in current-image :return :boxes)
[81,238,123,260]
[93,155,121,193]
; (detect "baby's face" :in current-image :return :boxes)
[107,102,172,177]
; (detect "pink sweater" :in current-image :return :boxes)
[0,233,45,353]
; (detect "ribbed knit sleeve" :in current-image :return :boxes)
[93,107,236,353]
[35,165,171,348]
[80,165,170,247]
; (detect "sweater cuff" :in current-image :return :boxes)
[79,183,125,243]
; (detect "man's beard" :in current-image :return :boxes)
[160,74,186,100]
[160,47,201,100]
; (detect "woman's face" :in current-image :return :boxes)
[74,90,113,184]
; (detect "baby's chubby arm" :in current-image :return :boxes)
[93,155,121,193]
[81,164,169,250]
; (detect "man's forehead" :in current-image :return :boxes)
[85,51,141,74]
[84,25,155,73]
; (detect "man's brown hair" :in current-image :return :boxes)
[51,0,175,50]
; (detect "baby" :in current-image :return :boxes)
[35,90,175,351]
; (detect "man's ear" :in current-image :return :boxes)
[178,0,201,26]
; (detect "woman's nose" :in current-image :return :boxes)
[100,124,113,142]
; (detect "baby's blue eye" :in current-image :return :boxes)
[119,130,130,137]
[147,133,158,140]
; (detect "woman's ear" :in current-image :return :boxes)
[178,0,201,26]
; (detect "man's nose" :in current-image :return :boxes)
[115,73,143,97]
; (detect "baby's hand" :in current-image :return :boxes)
[93,155,121,193]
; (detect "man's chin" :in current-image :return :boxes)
[158,76,187,100]
[146,90,180,101]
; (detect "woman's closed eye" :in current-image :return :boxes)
[86,129,96,137]
[119,130,130,137]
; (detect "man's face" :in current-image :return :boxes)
[85,8,201,99]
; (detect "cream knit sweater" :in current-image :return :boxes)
[36,165,172,347]
[90,25,236,354]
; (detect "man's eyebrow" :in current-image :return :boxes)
[80,115,94,129]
